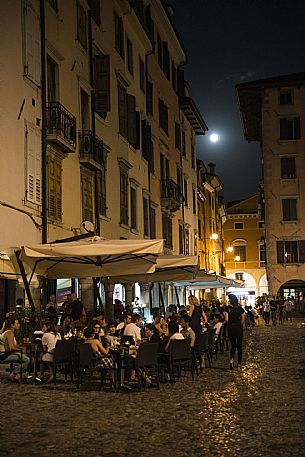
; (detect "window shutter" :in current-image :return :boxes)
[97,169,107,216]
[294,117,301,139]
[141,121,152,161]
[177,69,185,97]
[162,41,170,79]
[276,241,284,264]
[127,94,136,146]
[175,122,181,150]
[88,0,101,26]
[48,157,55,218]
[55,161,62,221]
[27,125,41,204]
[25,6,41,85]
[118,85,127,138]
[299,241,305,263]
[94,54,110,116]
[135,112,140,149]
[157,34,162,68]
[130,187,137,230]
[82,174,93,222]
[143,197,149,237]
[120,170,128,225]
[146,81,153,115]
[150,206,156,238]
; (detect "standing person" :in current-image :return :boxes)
[46,294,58,323]
[262,299,270,325]
[60,293,72,324]
[189,295,207,339]
[278,297,285,325]
[269,297,278,326]
[284,297,293,322]
[70,292,84,323]
[224,294,245,371]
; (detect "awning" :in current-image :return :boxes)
[17,237,164,279]
[110,255,199,284]
[0,251,19,279]
[174,270,243,289]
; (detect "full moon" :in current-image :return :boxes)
[210,133,219,143]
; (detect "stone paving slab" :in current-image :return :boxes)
[0,320,305,457]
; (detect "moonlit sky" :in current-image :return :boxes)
[171,0,305,201]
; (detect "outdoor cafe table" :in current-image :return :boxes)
[109,345,138,386]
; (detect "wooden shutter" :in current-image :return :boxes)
[299,241,305,263]
[48,157,56,218]
[141,121,152,160]
[88,0,101,26]
[277,241,284,264]
[294,117,301,139]
[55,160,62,221]
[130,187,137,230]
[162,41,170,79]
[175,122,181,150]
[157,34,162,68]
[146,81,153,115]
[135,112,140,149]
[127,94,136,146]
[97,169,107,216]
[94,54,110,116]
[150,207,156,239]
[27,125,41,204]
[25,5,40,84]
[143,197,149,237]
[120,170,128,225]
[118,85,127,138]
[82,173,93,222]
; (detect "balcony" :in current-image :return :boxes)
[161,179,183,212]
[79,131,106,171]
[46,102,76,152]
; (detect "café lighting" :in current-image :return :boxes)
[227,246,234,253]
[234,255,241,261]
[211,233,219,240]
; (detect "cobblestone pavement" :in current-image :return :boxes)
[1,319,305,457]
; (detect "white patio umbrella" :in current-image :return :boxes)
[109,255,199,284]
[17,237,164,279]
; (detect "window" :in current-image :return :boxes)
[162,213,172,249]
[235,272,244,281]
[162,41,170,79]
[192,187,196,214]
[194,229,198,256]
[139,58,145,92]
[126,38,133,75]
[276,240,305,264]
[157,34,162,68]
[77,2,87,50]
[114,12,124,58]
[172,61,177,92]
[234,222,244,230]
[280,117,301,140]
[175,122,181,150]
[185,229,190,255]
[282,198,297,221]
[94,54,111,118]
[26,124,41,205]
[158,99,168,134]
[118,85,138,147]
[184,178,188,206]
[191,144,195,169]
[88,0,101,26]
[234,245,246,262]
[179,224,184,254]
[96,168,107,217]
[48,156,62,221]
[181,131,186,157]
[160,153,169,182]
[198,217,202,239]
[141,120,152,160]
[176,167,182,191]
[143,197,149,237]
[279,91,292,105]
[47,56,59,102]
[23,5,40,85]
[281,157,295,179]
[259,240,266,266]
[80,89,90,130]
[146,81,153,115]
[118,85,127,138]
[150,206,156,239]
[130,187,137,230]
[81,172,94,222]
[145,4,154,39]
[120,170,128,225]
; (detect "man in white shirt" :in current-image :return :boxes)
[123,314,142,344]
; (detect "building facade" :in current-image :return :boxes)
[0,0,208,316]
[237,72,305,300]
[223,195,268,304]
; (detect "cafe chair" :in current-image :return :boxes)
[52,338,78,385]
[0,349,24,383]
[193,332,211,370]
[77,343,116,390]
[169,339,195,385]
[135,342,159,391]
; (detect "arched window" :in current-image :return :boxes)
[232,239,247,262]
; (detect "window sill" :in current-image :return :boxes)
[280,178,296,182]
[119,223,129,230]
[278,139,299,143]
[47,219,63,228]
[130,228,138,235]
[281,220,298,224]
[100,214,111,222]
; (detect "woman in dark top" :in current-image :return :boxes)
[225,294,245,370]
[189,295,207,339]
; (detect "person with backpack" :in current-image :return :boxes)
[224,294,245,371]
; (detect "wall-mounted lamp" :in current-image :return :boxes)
[234,255,241,261]
[211,233,219,240]
[226,246,234,253]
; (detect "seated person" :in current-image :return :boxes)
[105,322,119,346]
[83,327,114,381]
[41,321,62,382]
[0,317,30,382]
[123,314,142,345]
[60,316,75,337]
[153,315,167,337]
[180,315,196,349]
[116,313,132,334]
[165,320,184,352]
[145,324,165,353]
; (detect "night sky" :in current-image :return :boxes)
[171,0,305,201]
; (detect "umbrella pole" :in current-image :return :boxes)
[15,250,35,312]
[174,286,180,308]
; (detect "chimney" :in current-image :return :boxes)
[208,162,216,175]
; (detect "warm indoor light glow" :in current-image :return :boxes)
[234,255,241,261]
[227,246,234,253]
[210,133,219,143]
[211,233,219,240]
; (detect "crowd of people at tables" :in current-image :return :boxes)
[0,293,240,384]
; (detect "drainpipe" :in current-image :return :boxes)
[40,0,48,307]
[40,0,47,244]
[145,44,154,238]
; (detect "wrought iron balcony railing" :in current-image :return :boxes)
[46,102,76,150]
[161,179,183,212]
[79,131,105,169]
